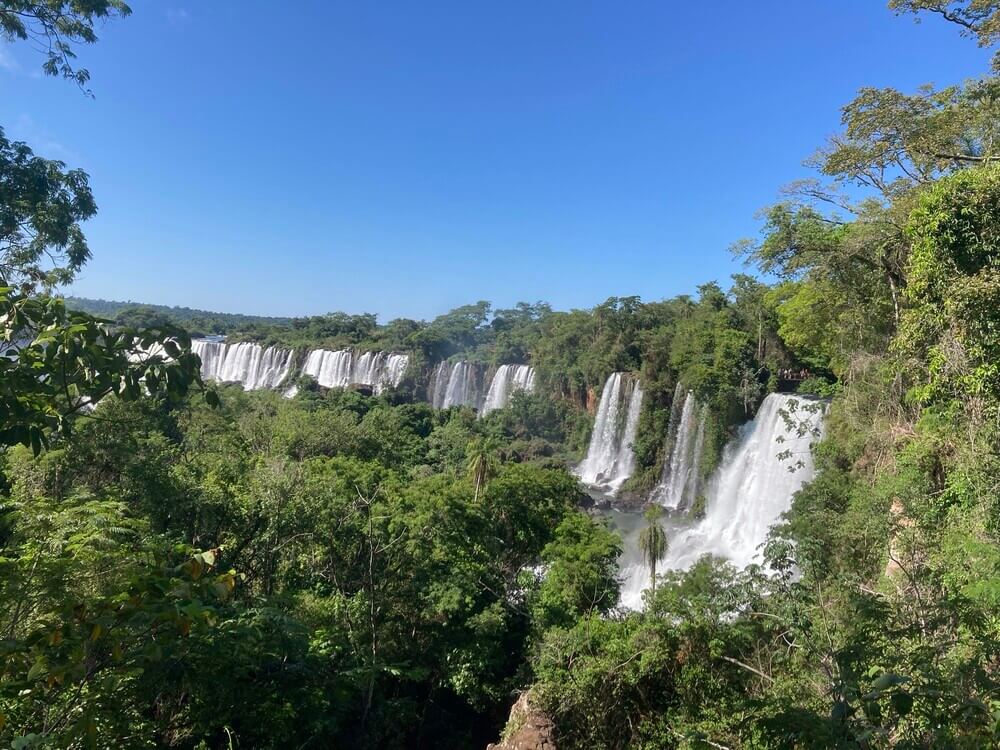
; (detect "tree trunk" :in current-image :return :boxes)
[888,274,901,328]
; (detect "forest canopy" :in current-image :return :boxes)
[3,2,1000,749]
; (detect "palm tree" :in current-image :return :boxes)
[638,504,669,594]
[466,436,500,502]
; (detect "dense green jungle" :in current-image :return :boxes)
[3,2,1000,748]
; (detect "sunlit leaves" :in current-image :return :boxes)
[0,1,132,92]
[0,129,97,293]
[1,288,214,452]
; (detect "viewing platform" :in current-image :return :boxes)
[776,370,811,393]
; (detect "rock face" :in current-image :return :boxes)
[487,692,556,750]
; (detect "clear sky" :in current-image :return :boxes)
[0,1,991,320]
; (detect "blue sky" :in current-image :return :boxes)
[0,1,991,320]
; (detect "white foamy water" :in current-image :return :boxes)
[193,340,294,390]
[191,340,408,394]
[480,364,536,415]
[652,389,707,511]
[431,361,481,409]
[575,373,644,495]
[617,393,825,609]
[300,349,409,393]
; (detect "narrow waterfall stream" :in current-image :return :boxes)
[574,373,644,495]
[651,388,707,511]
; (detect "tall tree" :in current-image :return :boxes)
[0,2,212,451]
[0,128,96,294]
[638,504,668,594]
[466,435,500,502]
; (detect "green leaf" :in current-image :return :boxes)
[891,691,914,716]
[27,656,49,681]
[867,672,910,696]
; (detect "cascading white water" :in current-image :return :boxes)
[381,353,410,392]
[445,362,478,408]
[431,361,481,409]
[574,373,644,495]
[689,408,707,502]
[617,393,825,609]
[664,382,686,441]
[193,340,293,390]
[652,389,707,510]
[353,351,411,393]
[664,393,824,570]
[430,362,450,408]
[300,349,409,393]
[354,351,383,387]
[480,364,536,415]
[302,349,352,388]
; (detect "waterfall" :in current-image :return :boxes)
[574,373,644,495]
[652,389,707,510]
[664,382,686,445]
[617,393,825,609]
[300,349,409,393]
[352,351,411,393]
[302,349,352,388]
[192,340,293,390]
[354,351,384,387]
[480,364,536,415]
[431,361,481,409]
[430,362,450,408]
[382,353,410,392]
[689,409,707,504]
[663,393,824,570]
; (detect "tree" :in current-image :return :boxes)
[637,504,668,595]
[818,80,1000,199]
[532,512,621,630]
[414,301,492,360]
[736,1,1000,343]
[890,1,1000,59]
[898,164,1000,406]
[0,129,96,294]
[1,292,214,453]
[0,478,235,745]
[466,435,500,502]
[0,0,132,91]
[0,11,213,452]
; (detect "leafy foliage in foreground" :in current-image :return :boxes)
[0,391,621,746]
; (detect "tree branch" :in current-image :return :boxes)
[720,655,775,683]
